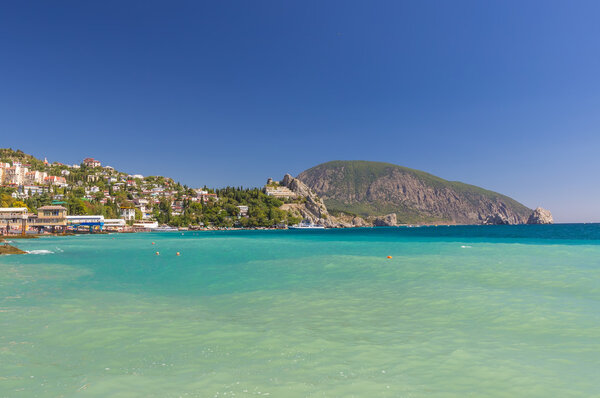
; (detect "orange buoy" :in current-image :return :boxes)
[176,252,180,256]
[155,251,160,255]
[387,256,392,259]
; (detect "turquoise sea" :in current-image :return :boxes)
[1,225,600,397]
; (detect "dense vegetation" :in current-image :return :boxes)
[156,188,301,228]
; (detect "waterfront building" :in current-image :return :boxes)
[67,215,104,232]
[104,218,126,231]
[30,205,68,232]
[0,207,28,234]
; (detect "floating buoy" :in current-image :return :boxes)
[387,256,392,259]
[152,242,155,245]
[155,251,160,255]
[176,252,180,256]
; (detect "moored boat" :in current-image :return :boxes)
[288,219,325,229]
[151,226,179,232]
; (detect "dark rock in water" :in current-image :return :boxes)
[527,207,553,224]
[0,244,26,255]
[373,213,397,227]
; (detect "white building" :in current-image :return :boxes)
[120,207,136,220]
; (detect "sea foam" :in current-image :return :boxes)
[27,249,54,255]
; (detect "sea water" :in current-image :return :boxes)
[1,225,599,397]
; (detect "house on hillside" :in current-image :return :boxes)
[44,176,68,187]
[237,205,249,217]
[83,158,101,168]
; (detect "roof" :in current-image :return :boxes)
[0,207,28,212]
[38,205,67,210]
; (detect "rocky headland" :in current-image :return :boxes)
[272,161,554,227]
[526,207,554,224]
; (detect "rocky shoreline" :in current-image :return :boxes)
[0,243,27,255]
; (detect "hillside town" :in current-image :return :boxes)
[0,149,305,235]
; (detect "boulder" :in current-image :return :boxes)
[373,213,397,227]
[527,207,553,224]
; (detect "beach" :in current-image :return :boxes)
[1,225,599,397]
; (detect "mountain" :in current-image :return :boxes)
[297,160,533,224]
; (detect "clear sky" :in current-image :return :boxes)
[1,1,599,222]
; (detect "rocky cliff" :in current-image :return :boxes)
[278,174,366,228]
[297,160,534,225]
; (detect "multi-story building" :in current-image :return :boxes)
[29,206,68,231]
[0,207,28,234]
[24,170,48,185]
[3,162,26,185]
[120,206,136,221]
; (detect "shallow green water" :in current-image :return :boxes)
[1,226,600,397]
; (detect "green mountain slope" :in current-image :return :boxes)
[297,160,532,224]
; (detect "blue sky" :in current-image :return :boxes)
[1,1,599,222]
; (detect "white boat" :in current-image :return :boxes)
[288,220,326,229]
[151,226,179,232]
